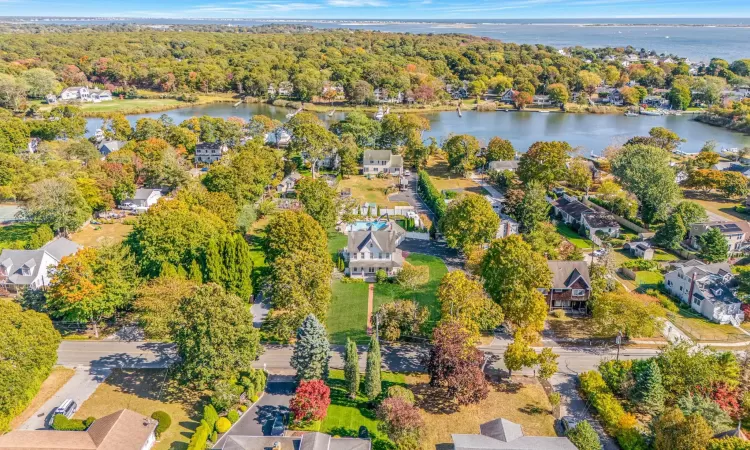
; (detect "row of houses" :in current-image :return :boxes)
[47,87,113,104]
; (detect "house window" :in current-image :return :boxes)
[360,252,365,259]
[352,254,357,260]
[572,289,585,297]
[368,267,375,273]
[553,289,564,293]
[667,280,672,286]
[679,286,683,292]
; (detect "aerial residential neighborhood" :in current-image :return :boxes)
[2,7,750,450]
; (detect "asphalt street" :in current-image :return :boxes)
[57,341,178,369]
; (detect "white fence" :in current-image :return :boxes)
[404,232,430,240]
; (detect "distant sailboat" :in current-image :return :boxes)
[328,108,336,117]
[457,105,462,117]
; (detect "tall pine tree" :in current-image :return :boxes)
[203,237,224,283]
[364,334,382,400]
[633,359,665,414]
[230,234,253,300]
[344,338,360,399]
[188,259,203,284]
[290,314,330,381]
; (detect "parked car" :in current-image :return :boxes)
[270,412,286,436]
[560,416,579,434]
[403,169,411,177]
[48,399,77,427]
[592,248,608,257]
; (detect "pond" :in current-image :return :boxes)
[85,102,750,155]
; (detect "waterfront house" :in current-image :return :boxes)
[453,418,576,450]
[90,89,113,102]
[499,89,517,104]
[195,142,228,164]
[98,140,127,157]
[60,86,90,101]
[267,84,276,96]
[488,160,520,173]
[0,238,81,293]
[343,219,406,281]
[0,409,157,450]
[664,260,744,325]
[278,81,294,96]
[532,95,553,106]
[542,261,591,311]
[623,241,655,260]
[363,150,403,176]
[688,221,750,253]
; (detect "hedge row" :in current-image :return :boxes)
[417,170,446,222]
[579,371,648,450]
[151,411,172,438]
[52,414,95,431]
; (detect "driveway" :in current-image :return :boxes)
[214,378,295,447]
[19,366,111,430]
[398,238,463,272]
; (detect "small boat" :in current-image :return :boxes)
[457,105,462,117]
[537,110,549,113]
[374,106,385,121]
[233,100,243,107]
[328,109,336,117]
[640,110,662,116]
[285,107,303,120]
[624,111,638,117]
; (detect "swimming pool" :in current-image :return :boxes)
[349,220,389,231]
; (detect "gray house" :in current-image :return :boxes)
[344,220,406,280]
[453,418,576,450]
[98,140,127,157]
[488,160,520,172]
[219,431,371,450]
[121,188,162,210]
[0,237,81,293]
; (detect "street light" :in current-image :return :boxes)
[615,331,623,361]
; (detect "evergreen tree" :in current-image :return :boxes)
[203,238,224,283]
[188,260,203,284]
[290,314,330,381]
[344,338,360,399]
[697,227,730,263]
[364,334,382,400]
[221,234,238,287]
[566,421,602,450]
[160,262,179,278]
[633,359,666,414]
[230,234,253,300]
[653,214,686,249]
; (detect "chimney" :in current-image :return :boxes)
[687,271,697,307]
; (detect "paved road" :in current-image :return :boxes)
[57,341,177,369]
[20,367,112,430]
[214,379,295,448]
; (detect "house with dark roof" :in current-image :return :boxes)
[664,260,744,325]
[542,261,592,311]
[452,418,576,450]
[219,431,371,450]
[549,195,594,228]
[343,219,405,281]
[196,142,229,164]
[0,409,157,450]
[623,241,654,260]
[582,212,621,243]
[688,221,750,253]
[0,237,81,293]
[363,150,403,176]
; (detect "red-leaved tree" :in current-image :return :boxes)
[424,320,489,405]
[376,397,425,450]
[711,382,741,419]
[289,380,331,424]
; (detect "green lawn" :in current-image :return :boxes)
[373,253,448,327]
[328,280,370,344]
[0,223,39,251]
[296,369,405,450]
[668,305,750,343]
[555,222,594,249]
[328,231,348,265]
[634,271,664,291]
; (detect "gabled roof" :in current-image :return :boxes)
[481,419,523,442]
[547,261,591,290]
[452,418,576,450]
[583,212,620,229]
[550,197,594,221]
[488,160,519,172]
[0,238,79,286]
[42,238,81,262]
[98,140,127,154]
[347,222,405,254]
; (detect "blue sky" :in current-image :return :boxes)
[3,0,750,19]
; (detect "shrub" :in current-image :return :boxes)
[250,394,260,403]
[83,416,96,428]
[417,170,446,221]
[216,417,232,433]
[203,404,219,431]
[622,259,659,272]
[211,380,241,413]
[227,410,240,424]
[548,392,561,407]
[239,404,248,412]
[187,420,210,450]
[386,386,415,405]
[566,420,601,450]
[151,411,172,438]
[377,397,425,450]
[51,414,87,431]
[551,309,566,319]
[375,269,389,283]
[210,431,218,443]
[25,224,54,249]
[341,277,365,284]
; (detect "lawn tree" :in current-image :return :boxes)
[653,214,687,250]
[503,333,538,377]
[425,320,489,404]
[440,193,500,252]
[697,227,729,263]
[648,127,685,152]
[654,408,713,450]
[21,178,91,235]
[547,83,569,106]
[134,276,197,340]
[376,301,428,341]
[577,70,602,95]
[566,421,602,450]
[330,111,381,149]
[443,134,482,175]
[720,171,750,199]
[289,122,338,178]
[289,380,331,425]
[338,134,361,177]
[263,210,329,263]
[47,245,139,337]
[202,140,282,203]
[524,221,564,259]
[536,348,559,380]
[396,263,430,291]
[512,91,533,110]
[485,137,516,162]
[567,157,593,192]
[590,292,661,338]
[632,359,666,414]
[517,141,572,188]
[512,181,550,234]
[0,302,61,431]
[173,284,261,386]
[296,176,339,230]
[481,235,551,334]
[695,146,721,169]
[672,201,708,227]
[364,334,382,400]
[377,397,425,450]
[291,314,330,381]
[610,143,681,225]
[437,271,503,338]
[344,338,360,399]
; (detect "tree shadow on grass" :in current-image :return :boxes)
[495,381,523,394]
[410,383,459,415]
[518,403,548,416]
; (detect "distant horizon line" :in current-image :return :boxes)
[3,16,750,20]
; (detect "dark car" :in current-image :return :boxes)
[270,412,286,436]
[560,416,579,434]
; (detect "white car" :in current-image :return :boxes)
[403,169,411,177]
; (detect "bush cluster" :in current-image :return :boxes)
[417,170,446,222]
[51,414,87,431]
[622,259,659,272]
[151,411,172,438]
[216,417,232,433]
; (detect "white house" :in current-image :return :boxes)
[623,241,655,260]
[363,150,403,176]
[582,212,621,241]
[195,142,228,164]
[487,160,519,172]
[0,238,81,293]
[664,261,745,325]
[689,221,750,253]
[59,86,90,101]
[98,140,127,157]
[121,188,162,210]
[90,89,113,102]
[344,219,406,281]
[277,171,303,194]
[497,214,519,238]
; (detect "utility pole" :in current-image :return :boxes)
[616,331,623,361]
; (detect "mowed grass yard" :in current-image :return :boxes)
[328,253,448,344]
[10,367,75,429]
[667,305,750,343]
[555,222,593,249]
[70,222,133,248]
[0,223,39,250]
[337,176,408,208]
[74,369,205,450]
[425,155,486,194]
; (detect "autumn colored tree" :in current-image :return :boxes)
[289,380,331,424]
[440,193,499,252]
[377,397,425,450]
[504,333,538,377]
[485,137,516,161]
[437,271,503,338]
[512,91,533,110]
[424,320,489,405]
[517,141,572,188]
